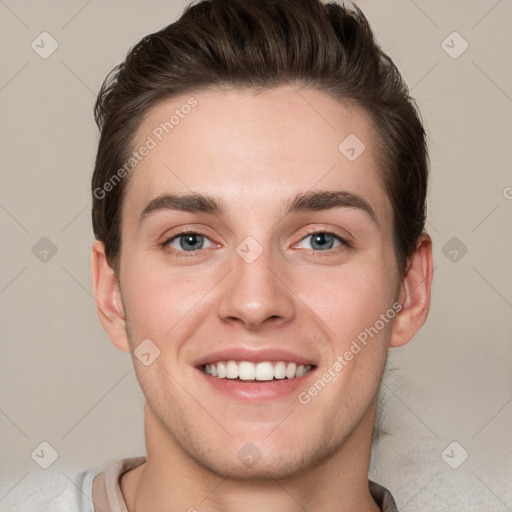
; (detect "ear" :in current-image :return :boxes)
[390,234,433,348]
[91,240,130,353]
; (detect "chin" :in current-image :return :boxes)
[182,429,338,481]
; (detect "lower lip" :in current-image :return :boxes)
[196,367,317,402]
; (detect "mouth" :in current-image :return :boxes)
[201,360,315,382]
[193,348,318,402]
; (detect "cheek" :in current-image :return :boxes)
[299,263,394,343]
[120,259,212,341]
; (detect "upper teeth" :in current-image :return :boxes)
[204,361,312,380]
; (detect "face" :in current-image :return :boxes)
[115,87,403,478]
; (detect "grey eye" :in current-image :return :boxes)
[167,233,213,252]
[298,232,343,251]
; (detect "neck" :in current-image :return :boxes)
[122,397,381,512]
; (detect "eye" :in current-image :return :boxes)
[295,231,349,251]
[163,231,214,255]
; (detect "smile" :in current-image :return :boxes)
[202,361,314,381]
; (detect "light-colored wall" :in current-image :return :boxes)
[1,1,510,510]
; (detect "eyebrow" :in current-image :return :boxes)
[139,190,379,227]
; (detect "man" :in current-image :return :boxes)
[7,1,433,510]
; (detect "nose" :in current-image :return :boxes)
[217,240,295,330]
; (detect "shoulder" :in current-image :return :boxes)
[0,467,96,512]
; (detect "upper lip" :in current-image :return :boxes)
[193,348,318,367]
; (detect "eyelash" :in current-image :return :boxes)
[161,228,351,258]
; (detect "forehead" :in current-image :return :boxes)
[123,86,392,232]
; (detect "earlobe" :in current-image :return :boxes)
[390,234,433,348]
[91,240,131,353]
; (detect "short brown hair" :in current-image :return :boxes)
[92,0,429,278]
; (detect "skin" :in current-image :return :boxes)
[91,86,433,512]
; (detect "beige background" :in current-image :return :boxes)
[1,1,511,510]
